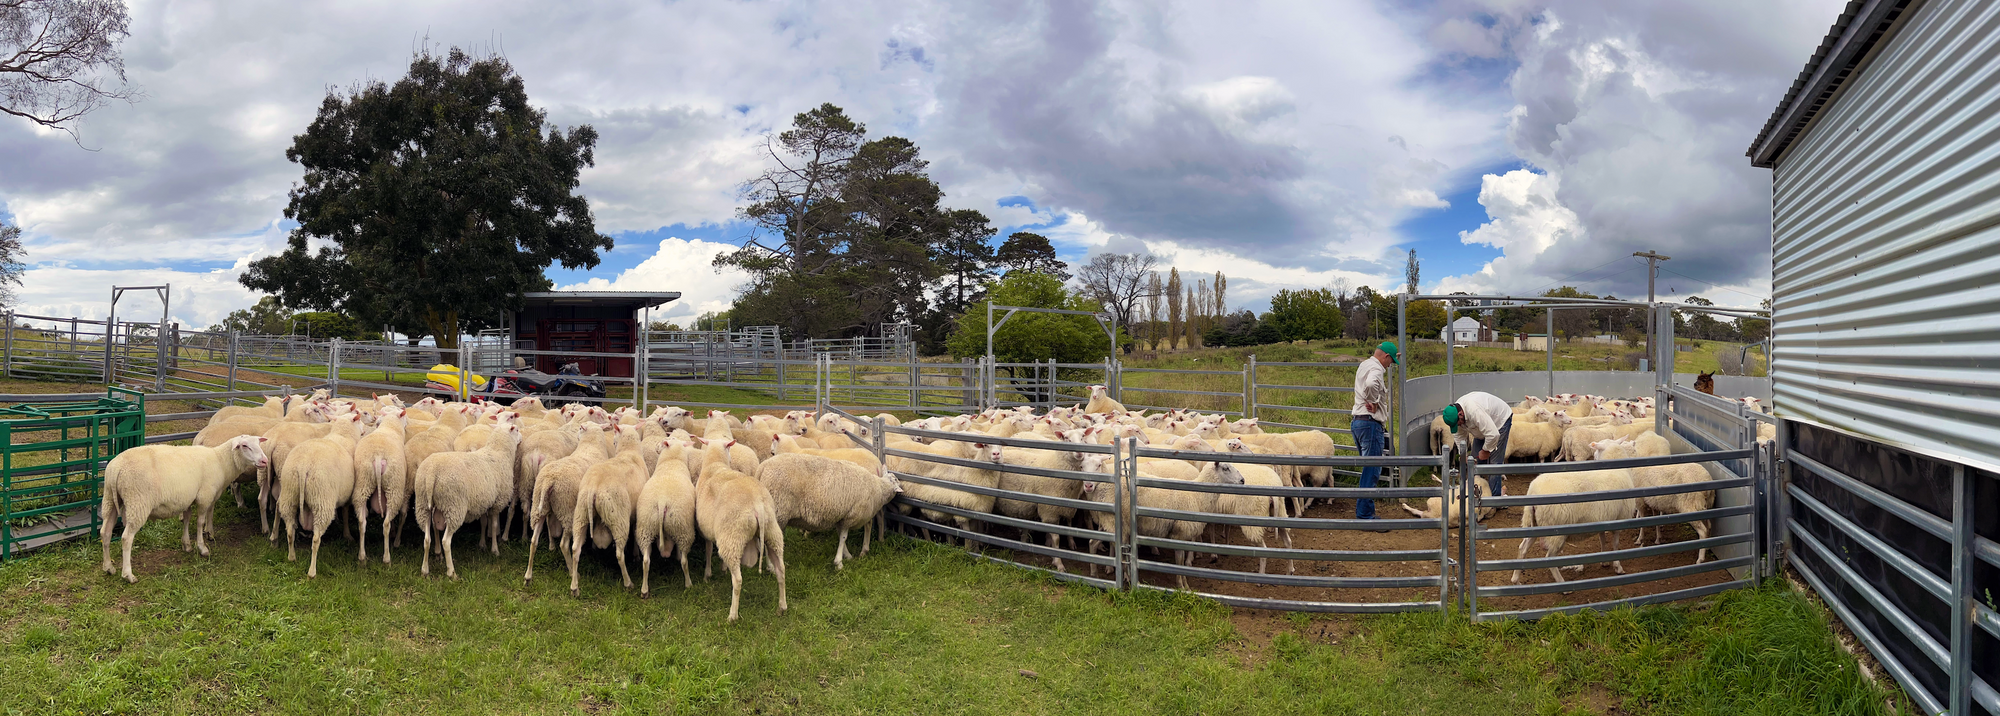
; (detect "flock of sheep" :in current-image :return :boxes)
[1416,393,1773,584]
[91,381,1765,618]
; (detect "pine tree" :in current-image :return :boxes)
[1165,268,1183,351]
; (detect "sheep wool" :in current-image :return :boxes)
[100,436,270,583]
[353,409,409,565]
[1511,467,1639,584]
[567,435,653,596]
[415,423,523,579]
[756,453,901,571]
[695,465,787,622]
[634,445,699,596]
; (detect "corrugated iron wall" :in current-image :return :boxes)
[1769,0,2000,474]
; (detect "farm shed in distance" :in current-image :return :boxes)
[1746,0,2000,713]
[507,291,679,377]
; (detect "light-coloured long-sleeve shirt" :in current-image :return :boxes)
[1351,357,1389,422]
[1454,391,1515,453]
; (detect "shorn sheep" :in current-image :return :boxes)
[695,464,787,622]
[280,414,367,578]
[634,442,699,596]
[1399,477,1492,527]
[1511,467,1639,584]
[353,408,407,564]
[567,434,653,596]
[756,453,902,571]
[100,436,270,583]
[1084,385,1125,414]
[1593,437,1717,563]
[523,423,613,584]
[415,423,522,579]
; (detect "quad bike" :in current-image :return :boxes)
[424,361,605,406]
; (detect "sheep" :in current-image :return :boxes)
[567,434,653,596]
[730,425,780,461]
[691,436,759,477]
[1553,413,1644,461]
[695,464,787,622]
[353,408,408,564]
[210,395,287,424]
[770,433,879,470]
[1084,384,1126,414]
[257,420,337,534]
[1593,438,1716,563]
[523,422,614,584]
[513,418,588,540]
[756,453,902,570]
[996,439,1090,572]
[887,439,1003,544]
[635,442,699,596]
[1098,460,1247,590]
[99,436,269,583]
[195,415,280,446]
[1398,477,1493,527]
[1510,467,1640,584]
[280,413,366,578]
[414,423,523,579]
[1218,438,1295,574]
[1504,420,1566,462]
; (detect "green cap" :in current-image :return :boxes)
[1441,404,1460,433]
[1378,341,1399,364]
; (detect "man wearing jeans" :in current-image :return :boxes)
[1350,341,1397,525]
[1442,391,1514,499]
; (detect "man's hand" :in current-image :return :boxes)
[1477,449,1492,461]
[1365,402,1380,413]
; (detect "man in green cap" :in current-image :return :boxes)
[1441,390,1514,497]
[1349,341,1398,524]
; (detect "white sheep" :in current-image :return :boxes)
[1398,478,1493,527]
[1132,460,1248,590]
[567,436,653,596]
[996,439,1089,572]
[282,413,367,577]
[1219,438,1295,574]
[1593,438,1717,563]
[1505,420,1566,462]
[256,420,338,535]
[695,464,787,622]
[209,396,286,424]
[99,436,269,583]
[1084,384,1126,414]
[887,439,1003,544]
[513,418,587,540]
[353,408,408,564]
[1511,467,1639,584]
[757,453,902,570]
[634,442,699,596]
[523,423,614,584]
[415,423,523,579]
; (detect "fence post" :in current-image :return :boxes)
[1115,436,1134,591]
[1461,451,1480,619]
[776,351,788,403]
[635,337,648,414]
[226,330,239,395]
[1546,307,1555,397]
[1949,462,1973,716]
[1437,452,1453,611]
[328,338,343,398]
[1244,354,1256,420]
[3,310,12,381]
[458,343,471,402]
[909,349,919,410]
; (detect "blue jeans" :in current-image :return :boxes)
[1481,415,1513,497]
[1353,416,1385,519]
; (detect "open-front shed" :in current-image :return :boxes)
[507,291,679,377]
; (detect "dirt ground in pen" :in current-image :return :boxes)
[979,474,1734,620]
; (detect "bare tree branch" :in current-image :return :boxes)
[0,0,136,143]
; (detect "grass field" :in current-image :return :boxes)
[2,503,1907,715]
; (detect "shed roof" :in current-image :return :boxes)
[1745,0,1921,168]
[519,291,680,310]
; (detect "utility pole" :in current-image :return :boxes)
[1633,251,1670,371]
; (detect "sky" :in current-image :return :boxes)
[0,0,1843,328]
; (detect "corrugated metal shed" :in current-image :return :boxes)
[1763,0,2000,472]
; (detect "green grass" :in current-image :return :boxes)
[0,500,1909,714]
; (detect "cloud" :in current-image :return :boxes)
[10,254,265,329]
[557,237,750,322]
[1427,0,1842,306]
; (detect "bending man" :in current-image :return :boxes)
[1441,390,1513,498]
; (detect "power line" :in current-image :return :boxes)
[1656,266,1769,304]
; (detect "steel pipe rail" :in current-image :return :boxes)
[1476,556,1751,598]
[1133,555,1440,589]
[1479,533,1750,572]
[1470,449,1755,476]
[1480,476,1754,508]
[1473,504,1754,541]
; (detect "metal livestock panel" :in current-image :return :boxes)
[1768,0,2000,474]
[1397,371,1771,456]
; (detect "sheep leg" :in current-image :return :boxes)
[640,537,654,598]
[1253,531,1269,575]
[340,509,352,541]
[1608,530,1625,574]
[1692,519,1712,565]
[1544,536,1570,583]
[232,483,245,508]
[1281,526,1296,575]
[181,506,195,552]
[257,465,271,535]
[1175,550,1192,590]
[524,519,543,584]
[704,539,713,581]
[285,508,299,562]
[1510,537,1534,584]
[833,527,849,571]
[355,504,370,564]
[488,509,504,556]
[1047,530,1065,573]
[307,512,326,579]
[678,539,693,589]
[119,514,144,583]
[612,531,633,590]
[861,518,873,557]
[726,554,744,622]
[195,500,216,557]
[442,519,461,580]
[420,520,434,577]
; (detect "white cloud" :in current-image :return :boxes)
[11,255,266,329]
[557,238,750,322]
